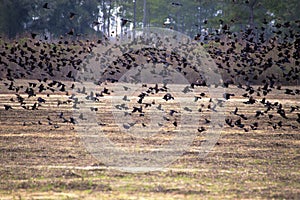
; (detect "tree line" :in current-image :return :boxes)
[0,0,299,39]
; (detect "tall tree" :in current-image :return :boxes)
[0,0,32,38]
[142,0,147,28]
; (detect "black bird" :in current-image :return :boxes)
[102,87,110,95]
[234,118,245,128]
[194,96,202,102]
[255,110,264,118]
[250,122,259,130]
[69,12,77,20]
[59,112,64,119]
[70,117,77,124]
[268,114,274,119]
[277,108,288,119]
[143,103,152,108]
[239,114,248,120]
[225,118,234,127]
[290,106,299,113]
[157,104,163,111]
[132,106,143,113]
[200,92,206,97]
[67,71,74,78]
[92,21,102,26]
[37,97,46,103]
[79,113,87,120]
[169,109,178,116]
[232,107,238,115]
[31,32,38,39]
[123,123,131,129]
[171,2,183,6]
[285,89,295,95]
[163,93,174,101]
[173,121,178,127]
[278,121,283,128]
[121,18,132,27]
[31,103,39,110]
[163,116,170,121]
[223,93,235,100]
[123,122,135,129]
[244,96,256,104]
[90,107,98,111]
[67,29,74,36]
[122,95,130,101]
[98,122,106,126]
[4,105,12,110]
[198,127,206,132]
[296,114,300,123]
[43,3,50,9]
[123,86,130,91]
[184,107,192,112]
[204,118,211,124]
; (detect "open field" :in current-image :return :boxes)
[0,1,299,199]
[0,80,299,199]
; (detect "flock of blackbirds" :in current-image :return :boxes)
[0,2,299,136]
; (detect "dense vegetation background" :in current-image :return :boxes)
[0,0,299,86]
[0,0,299,39]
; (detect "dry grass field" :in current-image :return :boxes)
[0,3,299,198]
[0,79,299,199]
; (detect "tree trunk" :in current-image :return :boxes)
[107,0,112,35]
[143,0,147,28]
[133,0,136,29]
[249,6,254,28]
[248,0,257,29]
[102,0,106,34]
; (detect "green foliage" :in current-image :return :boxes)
[29,0,100,37]
[0,0,32,38]
[0,0,298,38]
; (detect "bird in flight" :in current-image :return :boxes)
[121,18,132,27]
[171,2,183,7]
[43,3,50,9]
[69,12,77,20]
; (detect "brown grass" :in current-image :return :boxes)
[0,80,299,199]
